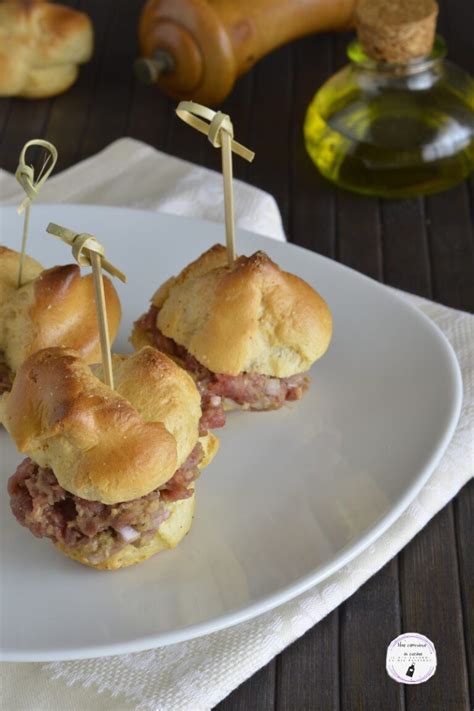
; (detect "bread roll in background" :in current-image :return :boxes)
[0,0,93,98]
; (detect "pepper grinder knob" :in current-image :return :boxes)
[134,50,174,85]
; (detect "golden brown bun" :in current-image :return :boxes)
[149,244,333,377]
[0,0,93,98]
[104,347,218,469]
[0,248,121,372]
[0,245,43,303]
[0,347,215,504]
[56,494,196,570]
[1,348,179,504]
[199,429,219,467]
[93,346,204,469]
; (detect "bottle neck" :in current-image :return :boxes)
[347,36,446,77]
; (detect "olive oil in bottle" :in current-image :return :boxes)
[304,0,474,198]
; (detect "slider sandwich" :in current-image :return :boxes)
[0,246,121,393]
[2,346,218,569]
[132,245,332,430]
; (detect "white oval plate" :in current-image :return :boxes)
[0,205,462,661]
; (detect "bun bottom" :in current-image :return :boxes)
[200,430,219,466]
[55,494,195,571]
[53,434,217,571]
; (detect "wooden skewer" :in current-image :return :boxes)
[15,140,58,287]
[220,130,236,265]
[18,202,32,289]
[89,249,114,388]
[46,222,126,390]
[176,101,255,267]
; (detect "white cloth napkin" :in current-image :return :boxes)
[0,139,472,711]
[0,138,285,242]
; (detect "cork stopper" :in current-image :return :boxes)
[355,0,438,64]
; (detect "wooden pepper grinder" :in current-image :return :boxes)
[136,0,355,105]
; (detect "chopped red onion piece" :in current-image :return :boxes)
[118,525,140,543]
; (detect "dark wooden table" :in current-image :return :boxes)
[1,1,472,709]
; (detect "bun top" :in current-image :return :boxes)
[93,346,202,469]
[0,346,203,504]
[0,247,121,371]
[0,246,43,303]
[153,244,333,377]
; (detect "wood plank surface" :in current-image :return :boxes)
[276,612,340,711]
[77,0,138,162]
[339,560,405,711]
[454,480,474,702]
[381,199,432,298]
[44,0,116,171]
[242,47,294,234]
[426,187,474,311]
[290,35,336,257]
[401,505,471,711]
[218,661,276,711]
[0,0,472,709]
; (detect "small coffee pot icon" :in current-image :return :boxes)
[406,663,415,678]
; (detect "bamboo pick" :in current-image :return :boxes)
[46,223,126,281]
[15,140,58,287]
[89,249,114,388]
[46,222,126,390]
[176,101,255,267]
[221,130,236,264]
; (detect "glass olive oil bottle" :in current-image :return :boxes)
[304,0,474,198]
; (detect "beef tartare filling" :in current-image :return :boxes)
[135,306,309,432]
[8,443,203,564]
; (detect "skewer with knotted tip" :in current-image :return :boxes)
[176,101,255,267]
[15,139,58,288]
[46,223,126,389]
